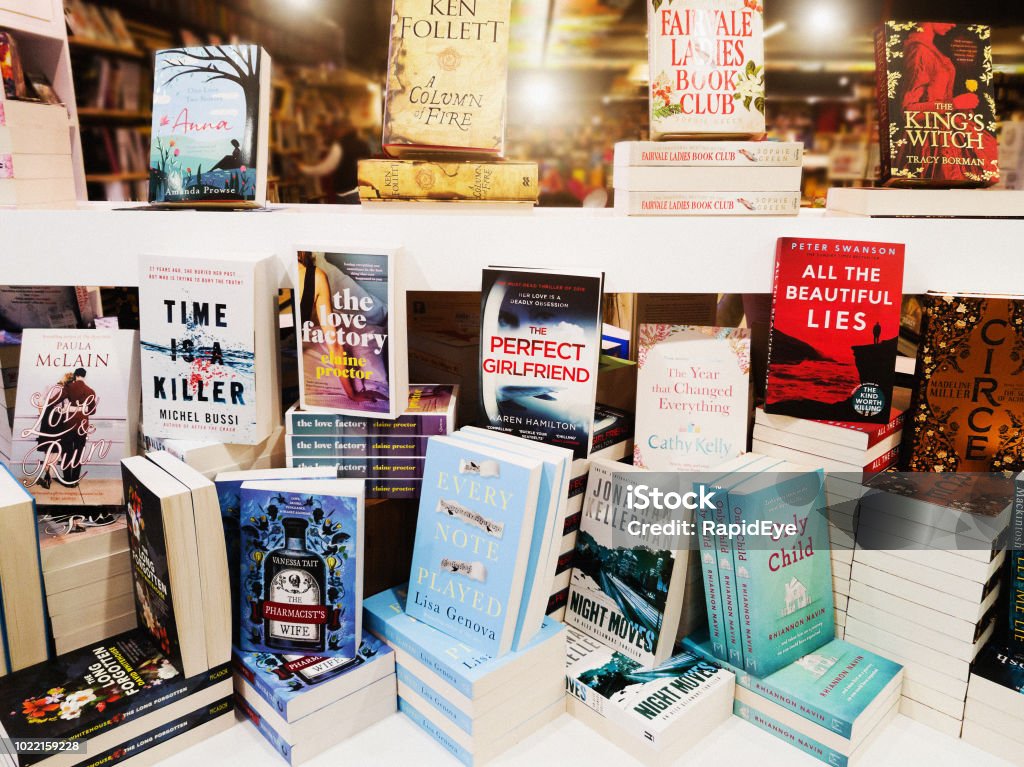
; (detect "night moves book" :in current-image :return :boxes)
[765,237,905,424]
[634,325,750,472]
[10,329,140,506]
[138,253,278,445]
[149,45,271,206]
[479,267,603,460]
[295,248,408,419]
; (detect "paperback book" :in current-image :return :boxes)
[295,248,408,419]
[479,267,603,459]
[285,385,454,437]
[765,237,905,423]
[613,141,803,166]
[614,190,801,217]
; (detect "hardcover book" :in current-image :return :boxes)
[138,253,278,445]
[565,459,689,667]
[358,159,538,202]
[765,237,905,424]
[284,384,455,436]
[634,325,750,472]
[10,328,140,506]
[903,293,1024,473]
[149,45,271,206]
[383,0,512,158]
[238,479,364,659]
[295,248,408,419]
[479,267,603,460]
[647,0,765,139]
[876,22,999,187]
[406,436,541,655]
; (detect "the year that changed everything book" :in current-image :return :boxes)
[479,267,603,460]
[295,248,408,420]
[765,237,905,424]
[149,45,271,206]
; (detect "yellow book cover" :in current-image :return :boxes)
[358,159,537,201]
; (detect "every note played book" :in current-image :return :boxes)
[765,237,905,424]
[239,479,364,659]
[295,248,408,419]
[148,45,271,206]
[137,253,279,445]
[10,328,140,506]
[875,22,998,187]
[479,267,603,460]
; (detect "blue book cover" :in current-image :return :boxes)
[729,465,834,676]
[406,436,541,656]
[239,479,363,659]
[733,699,854,767]
[364,586,566,700]
[149,46,268,205]
[398,697,475,767]
[971,641,1024,692]
[396,666,476,736]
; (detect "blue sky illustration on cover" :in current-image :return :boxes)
[149,46,262,203]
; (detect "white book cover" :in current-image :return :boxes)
[10,329,139,506]
[634,325,750,472]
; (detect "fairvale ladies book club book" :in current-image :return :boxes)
[149,45,271,206]
[479,267,603,460]
[295,248,408,420]
[765,237,905,424]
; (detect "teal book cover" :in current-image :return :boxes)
[406,436,541,656]
[733,699,853,767]
[729,467,834,677]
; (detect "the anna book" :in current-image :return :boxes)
[479,267,603,460]
[406,436,541,656]
[295,248,408,419]
[10,329,139,506]
[138,253,278,445]
[634,325,750,472]
[765,237,905,424]
[149,45,271,206]
[285,384,456,436]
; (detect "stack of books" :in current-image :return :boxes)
[140,425,285,479]
[844,473,1010,737]
[37,512,135,654]
[612,141,804,217]
[0,99,76,208]
[962,642,1024,761]
[233,637,398,765]
[684,631,903,767]
[366,587,565,765]
[284,384,458,499]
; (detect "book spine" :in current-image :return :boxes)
[231,651,288,719]
[396,666,474,735]
[615,190,800,216]
[615,142,803,167]
[866,410,905,447]
[234,692,295,765]
[864,445,899,473]
[364,615,475,700]
[546,587,568,617]
[285,456,425,479]
[715,494,743,667]
[874,27,893,184]
[358,160,538,202]
[1010,478,1024,649]
[695,485,727,660]
[365,479,422,499]
[286,434,430,457]
[286,411,449,436]
[733,700,849,767]
[398,697,473,767]
[732,493,754,672]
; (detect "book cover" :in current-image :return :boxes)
[634,325,750,472]
[876,22,998,187]
[565,460,688,667]
[0,33,26,101]
[239,480,363,659]
[406,436,540,655]
[285,385,455,437]
[138,254,269,444]
[149,45,270,205]
[614,140,802,166]
[358,159,537,202]
[479,268,603,460]
[564,626,733,748]
[383,0,512,158]
[904,293,1024,473]
[647,0,765,139]
[295,249,407,419]
[971,641,1024,694]
[10,329,138,506]
[765,237,905,424]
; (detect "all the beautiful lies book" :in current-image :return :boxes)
[383,0,512,158]
[765,237,905,424]
[149,45,271,206]
[138,253,278,445]
[10,328,139,506]
[295,248,408,419]
[904,293,1024,473]
[406,435,542,656]
[238,479,364,659]
[479,267,603,460]
[647,0,765,139]
[876,22,998,187]
[634,325,750,472]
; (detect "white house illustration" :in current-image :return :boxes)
[719,557,732,571]
[703,551,714,565]
[737,565,750,578]
[783,577,809,616]
[795,652,839,678]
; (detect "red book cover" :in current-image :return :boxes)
[765,237,905,424]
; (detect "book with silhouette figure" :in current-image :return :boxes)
[148,45,271,206]
[765,238,905,424]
